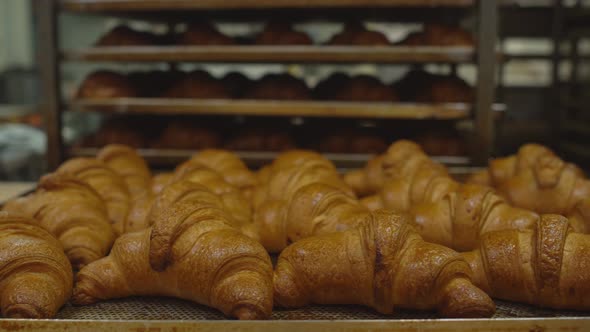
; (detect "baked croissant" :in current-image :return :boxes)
[97,144,151,199]
[97,144,154,234]
[2,174,115,269]
[463,214,590,310]
[274,210,495,318]
[73,180,273,320]
[246,152,361,252]
[359,143,541,251]
[344,140,447,197]
[57,157,131,235]
[467,144,590,232]
[0,212,73,319]
[177,149,257,193]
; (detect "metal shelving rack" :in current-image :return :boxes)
[39,0,498,170]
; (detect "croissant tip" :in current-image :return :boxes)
[3,303,46,319]
[231,304,268,320]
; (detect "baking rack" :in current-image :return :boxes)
[38,0,499,170]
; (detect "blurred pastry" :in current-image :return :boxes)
[414,132,466,156]
[225,128,295,151]
[255,22,312,45]
[328,22,389,46]
[394,70,473,103]
[398,24,474,46]
[244,73,310,100]
[128,70,183,97]
[160,70,229,99]
[318,130,387,153]
[177,22,234,45]
[313,73,350,100]
[95,25,157,46]
[222,72,253,98]
[332,75,398,102]
[152,121,221,149]
[76,70,138,99]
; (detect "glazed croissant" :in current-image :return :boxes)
[274,210,495,318]
[57,157,131,235]
[3,174,115,269]
[0,212,73,319]
[73,180,273,320]
[467,144,590,233]
[463,214,590,310]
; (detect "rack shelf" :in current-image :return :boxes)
[62,46,475,64]
[69,147,473,170]
[70,98,477,119]
[60,0,476,11]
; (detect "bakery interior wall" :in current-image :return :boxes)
[1,2,588,180]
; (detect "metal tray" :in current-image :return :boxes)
[2,297,590,331]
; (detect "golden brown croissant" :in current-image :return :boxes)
[57,157,131,235]
[152,172,173,195]
[97,144,151,199]
[246,152,360,252]
[358,142,541,251]
[344,140,447,197]
[176,149,257,194]
[2,174,115,269]
[73,180,273,320]
[274,210,495,317]
[462,214,590,310]
[468,144,590,232]
[0,212,73,319]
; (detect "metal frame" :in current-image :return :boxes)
[40,0,499,170]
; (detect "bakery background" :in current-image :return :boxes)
[0,0,588,179]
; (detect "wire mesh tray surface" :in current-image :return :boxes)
[54,296,588,321]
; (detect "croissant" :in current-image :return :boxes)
[344,140,448,197]
[463,214,590,310]
[467,144,590,232]
[97,144,151,198]
[274,210,495,317]
[57,157,131,235]
[360,145,541,251]
[73,180,273,320]
[176,149,257,193]
[3,174,114,269]
[0,212,73,319]
[152,172,173,195]
[245,152,364,252]
[96,144,154,234]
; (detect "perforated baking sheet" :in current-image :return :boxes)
[54,297,588,321]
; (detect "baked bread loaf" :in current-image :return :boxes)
[73,180,273,320]
[77,71,138,99]
[225,128,295,151]
[0,212,73,319]
[95,25,156,46]
[244,74,310,100]
[463,214,590,310]
[274,210,495,317]
[255,22,312,45]
[330,75,398,102]
[177,22,234,45]
[222,72,253,98]
[328,22,390,46]
[3,174,115,269]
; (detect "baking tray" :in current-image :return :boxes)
[70,99,477,120]
[1,297,589,331]
[61,45,475,64]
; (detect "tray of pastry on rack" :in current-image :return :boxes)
[1,141,589,331]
